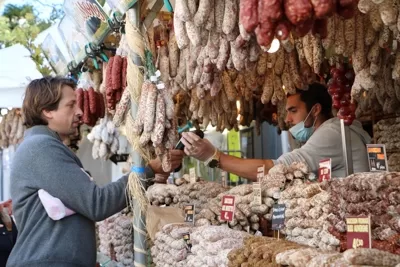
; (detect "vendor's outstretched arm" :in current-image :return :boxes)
[181,132,274,182]
[219,153,274,182]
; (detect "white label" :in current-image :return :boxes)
[253,182,262,205]
[189,168,196,184]
[221,171,228,187]
[155,70,161,77]
[150,76,157,82]
[156,83,165,90]
[257,165,265,183]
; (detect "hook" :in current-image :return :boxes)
[100,43,116,51]
[88,42,109,63]
[107,12,123,32]
[84,44,101,69]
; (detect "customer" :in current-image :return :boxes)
[7,77,184,267]
[182,83,371,180]
[0,200,17,267]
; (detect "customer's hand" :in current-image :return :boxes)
[181,132,216,162]
[149,149,185,174]
[0,199,12,216]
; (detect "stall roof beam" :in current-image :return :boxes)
[143,0,164,30]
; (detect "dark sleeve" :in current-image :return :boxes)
[29,140,128,222]
[12,219,17,244]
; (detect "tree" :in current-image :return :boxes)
[0,3,63,76]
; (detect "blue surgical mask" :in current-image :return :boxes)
[289,107,317,142]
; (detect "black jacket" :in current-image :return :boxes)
[0,216,17,267]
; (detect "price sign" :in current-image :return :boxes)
[253,182,262,205]
[58,16,88,64]
[189,168,197,184]
[257,165,265,183]
[184,204,195,224]
[182,233,192,252]
[318,159,332,182]
[367,144,388,172]
[220,195,235,222]
[41,34,69,75]
[346,216,372,249]
[271,204,286,230]
[63,0,111,43]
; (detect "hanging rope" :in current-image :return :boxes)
[124,8,150,267]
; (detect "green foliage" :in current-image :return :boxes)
[0,3,63,76]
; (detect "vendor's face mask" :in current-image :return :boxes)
[289,106,317,142]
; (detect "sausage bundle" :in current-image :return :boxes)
[133,80,179,173]
[76,86,105,127]
[0,109,25,148]
[105,55,128,112]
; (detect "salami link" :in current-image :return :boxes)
[284,0,313,25]
[240,0,258,33]
[98,92,105,118]
[83,90,90,125]
[112,55,123,90]
[133,81,151,134]
[151,94,166,146]
[76,88,84,113]
[88,87,97,115]
[106,57,114,92]
[144,83,158,133]
[222,0,238,35]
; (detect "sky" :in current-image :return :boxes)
[0,0,64,19]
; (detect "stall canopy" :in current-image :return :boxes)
[0,44,42,108]
[0,22,71,108]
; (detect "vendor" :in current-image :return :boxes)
[182,83,371,180]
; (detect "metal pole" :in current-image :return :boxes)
[340,119,354,176]
[127,6,147,267]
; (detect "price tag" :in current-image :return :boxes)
[184,204,195,224]
[346,216,372,249]
[255,230,263,236]
[257,165,265,183]
[253,182,262,205]
[189,168,196,184]
[271,204,286,230]
[221,171,228,187]
[150,76,157,82]
[318,159,332,182]
[220,195,235,222]
[367,144,389,172]
[182,233,192,252]
[155,70,161,77]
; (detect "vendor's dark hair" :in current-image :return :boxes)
[296,83,333,119]
[22,77,76,128]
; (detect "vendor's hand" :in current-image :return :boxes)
[153,173,169,184]
[181,132,215,162]
[149,150,185,174]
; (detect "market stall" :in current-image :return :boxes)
[10,0,400,266]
